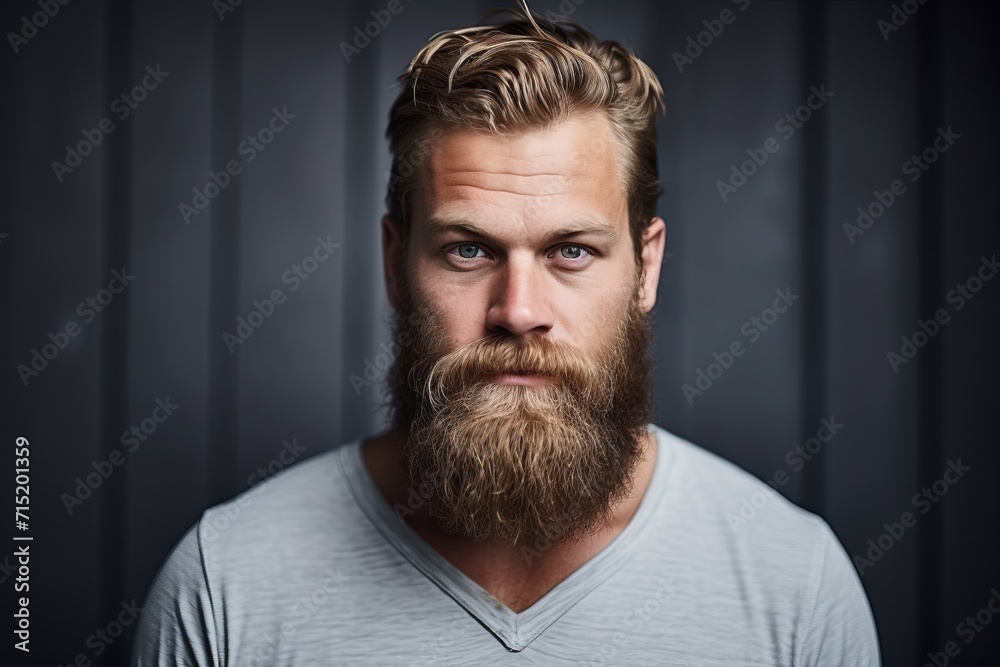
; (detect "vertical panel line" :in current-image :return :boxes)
[208,5,243,500]
[98,0,133,662]
[916,0,944,655]
[800,1,829,515]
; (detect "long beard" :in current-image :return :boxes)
[387,277,653,546]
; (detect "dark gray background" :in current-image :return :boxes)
[2,0,998,665]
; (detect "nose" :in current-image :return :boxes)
[485,254,554,337]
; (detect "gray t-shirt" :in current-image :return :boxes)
[131,424,881,666]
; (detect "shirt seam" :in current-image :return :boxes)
[195,514,224,667]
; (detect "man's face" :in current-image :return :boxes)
[397,112,656,355]
[383,112,666,545]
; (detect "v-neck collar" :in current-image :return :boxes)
[339,424,672,652]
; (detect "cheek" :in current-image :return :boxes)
[558,294,628,356]
[417,283,490,347]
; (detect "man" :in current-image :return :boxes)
[133,3,881,665]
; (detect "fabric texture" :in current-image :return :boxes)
[131,423,881,666]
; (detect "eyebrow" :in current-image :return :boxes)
[424,213,621,244]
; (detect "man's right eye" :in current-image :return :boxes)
[448,243,491,261]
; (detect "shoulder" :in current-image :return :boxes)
[648,423,844,610]
[144,438,359,579]
[190,439,389,570]
[647,424,880,665]
[132,522,217,665]
[652,423,825,541]
[199,441,350,542]
[132,440,371,665]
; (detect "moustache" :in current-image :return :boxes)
[417,334,612,403]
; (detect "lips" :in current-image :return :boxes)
[490,372,550,386]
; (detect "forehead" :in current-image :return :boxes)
[413,112,628,231]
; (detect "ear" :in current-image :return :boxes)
[638,216,666,312]
[381,213,404,310]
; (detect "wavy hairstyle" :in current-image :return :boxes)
[384,0,666,258]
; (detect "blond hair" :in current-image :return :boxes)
[384,0,666,256]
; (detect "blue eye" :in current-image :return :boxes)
[560,245,589,259]
[451,243,487,260]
